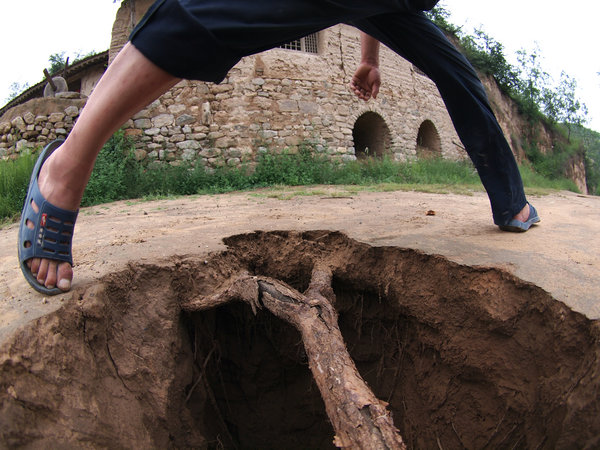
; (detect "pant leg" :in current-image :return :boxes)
[353,13,527,225]
[130,0,403,83]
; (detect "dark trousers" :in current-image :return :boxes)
[132,0,527,225]
[353,12,526,225]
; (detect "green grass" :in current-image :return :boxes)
[0,151,36,224]
[0,132,583,225]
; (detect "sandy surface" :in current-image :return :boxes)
[1,188,598,343]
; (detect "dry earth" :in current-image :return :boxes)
[1,188,599,448]
[1,188,598,337]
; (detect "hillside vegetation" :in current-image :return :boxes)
[427,6,598,194]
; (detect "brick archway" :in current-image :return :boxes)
[416,120,442,159]
[352,111,391,159]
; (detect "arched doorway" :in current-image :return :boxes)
[352,112,391,159]
[416,120,442,159]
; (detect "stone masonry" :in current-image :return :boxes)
[0,1,464,167]
[0,97,86,158]
[110,11,464,167]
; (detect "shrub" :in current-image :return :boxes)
[81,131,141,206]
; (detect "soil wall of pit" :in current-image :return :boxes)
[1,231,599,448]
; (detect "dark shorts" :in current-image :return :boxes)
[130,0,437,83]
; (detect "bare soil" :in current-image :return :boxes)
[1,188,599,448]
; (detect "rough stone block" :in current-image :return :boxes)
[278,100,298,112]
[199,148,221,158]
[16,140,30,152]
[134,119,152,129]
[65,106,79,117]
[176,140,201,150]
[134,149,147,161]
[11,117,26,131]
[168,104,186,115]
[144,127,161,136]
[48,113,65,123]
[124,128,143,137]
[176,114,195,126]
[132,110,150,120]
[152,114,174,128]
[23,112,35,124]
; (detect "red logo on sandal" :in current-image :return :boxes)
[41,213,47,228]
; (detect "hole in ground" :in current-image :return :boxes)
[1,231,598,449]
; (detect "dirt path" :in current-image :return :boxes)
[1,188,598,343]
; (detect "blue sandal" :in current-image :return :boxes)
[18,140,78,295]
[498,203,540,232]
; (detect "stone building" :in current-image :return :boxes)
[0,52,108,156]
[0,1,466,166]
[110,0,463,167]
[0,1,588,192]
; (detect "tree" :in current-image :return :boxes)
[48,52,68,76]
[544,71,588,141]
[5,81,30,103]
[460,28,520,95]
[426,5,461,35]
[515,46,550,119]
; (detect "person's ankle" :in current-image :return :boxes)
[512,203,530,222]
[38,152,84,211]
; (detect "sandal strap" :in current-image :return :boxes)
[18,161,78,266]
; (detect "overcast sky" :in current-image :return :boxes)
[1,0,599,132]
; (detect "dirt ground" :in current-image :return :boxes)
[1,188,599,448]
[1,188,598,342]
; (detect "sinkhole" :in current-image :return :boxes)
[1,230,599,449]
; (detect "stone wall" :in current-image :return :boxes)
[1,18,462,166]
[0,97,86,158]
[108,12,463,167]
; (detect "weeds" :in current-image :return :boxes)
[0,151,36,223]
[0,132,583,223]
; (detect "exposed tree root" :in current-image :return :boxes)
[182,266,406,449]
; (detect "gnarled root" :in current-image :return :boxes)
[182,267,406,449]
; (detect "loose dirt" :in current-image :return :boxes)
[1,189,599,448]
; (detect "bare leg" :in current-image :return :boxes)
[27,42,180,291]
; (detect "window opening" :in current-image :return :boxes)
[279,33,319,54]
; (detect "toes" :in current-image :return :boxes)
[29,257,41,275]
[36,259,49,286]
[44,261,58,289]
[57,262,73,291]
[30,258,72,291]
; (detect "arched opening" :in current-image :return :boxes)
[352,112,391,159]
[416,120,442,159]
